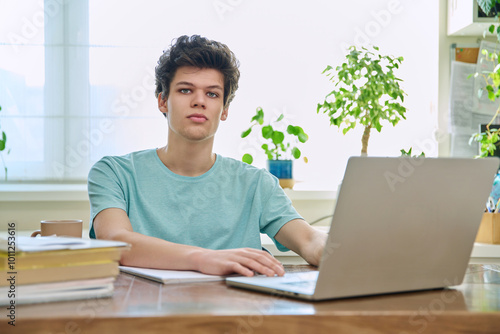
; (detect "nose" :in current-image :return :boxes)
[191,91,206,109]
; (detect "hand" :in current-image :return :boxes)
[274,219,328,267]
[193,248,285,277]
[300,232,328,266]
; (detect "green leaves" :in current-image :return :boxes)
[251,107,264,124]
[0,131,6,151]
[242,153,253,164]
[241,128,252,138]
[477,1,500,41]
[0,105,6,152]
[478,0,498,18]
[470,128,500,158]
[0,104,8,180]
[271,131,284,146]
[469,1,500,157]
[241,107,309,163]
[291,147,301,159]
[286,125,308,143]
[480,60,500,102]
[261,125,274,139]
[400,147,425,157]
[317,45,407,155]
[241,107,265,138]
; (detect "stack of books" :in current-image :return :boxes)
[0,236,129,305]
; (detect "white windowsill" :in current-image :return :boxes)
[0,183,337,202]
[0,183,89,201]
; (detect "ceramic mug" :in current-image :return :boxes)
[31,219,83,238]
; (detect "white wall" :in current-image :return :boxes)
[2,0,453,232]
[85,0,440,189]
[0,0,440,187]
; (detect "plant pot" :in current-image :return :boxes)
[476,213,500,244]
[267,160,295,189]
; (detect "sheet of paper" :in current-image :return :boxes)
[449,61,476,134]
[449,61,478,157]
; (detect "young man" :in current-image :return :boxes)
[88,35,327,277]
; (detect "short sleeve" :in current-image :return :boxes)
[87,158,128,238]
[258,171,304,252]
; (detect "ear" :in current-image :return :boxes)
[220,108,229,121]
[158,93,168,115]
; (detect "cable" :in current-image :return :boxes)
[309,215,333,226]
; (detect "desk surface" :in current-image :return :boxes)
[3,264,500,334]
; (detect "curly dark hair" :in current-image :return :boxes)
[155,35,240,110]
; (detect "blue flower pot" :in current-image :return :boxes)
[267,160,292,179]
[267,160,295,188]
[267,160,294,188]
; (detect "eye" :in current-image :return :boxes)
[207,92,219,98]
[179,88,191,94]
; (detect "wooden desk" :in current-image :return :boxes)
[2,264,500,334]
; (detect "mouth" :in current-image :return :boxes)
[187,113,208,123]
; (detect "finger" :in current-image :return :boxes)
[240,249,285,276]
[229,262,255,277]
[236,256,283,277]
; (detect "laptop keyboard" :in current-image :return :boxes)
[281,280,316,290]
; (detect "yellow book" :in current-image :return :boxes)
[0,247,124,270]
[0,236,129,286]
[1,261,119,286]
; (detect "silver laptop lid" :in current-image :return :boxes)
[314,156,499,299]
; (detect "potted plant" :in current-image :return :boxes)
[470,124,500,158]
[317,45,407,156]
[468,0,500,244]
[241,106,308,189]
[400,147,425,157]
[0,104,8,180]
[469,0,500,157]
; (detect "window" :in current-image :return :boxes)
[0,0,439,189]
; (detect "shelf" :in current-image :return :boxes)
[284,189,337,201]
[0,183,88,201]
[471,242,500,258]
[448,0,498,36]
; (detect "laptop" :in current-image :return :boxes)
[226,156,499,301]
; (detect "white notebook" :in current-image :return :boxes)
[119,266,226,284]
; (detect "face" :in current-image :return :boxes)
[158,66,228,144]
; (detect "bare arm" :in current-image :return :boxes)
[93,208,285,277]
[274,219,328,266]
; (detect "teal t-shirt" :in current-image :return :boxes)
[87,149,302,252]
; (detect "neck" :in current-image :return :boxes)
[157,138,216,177]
